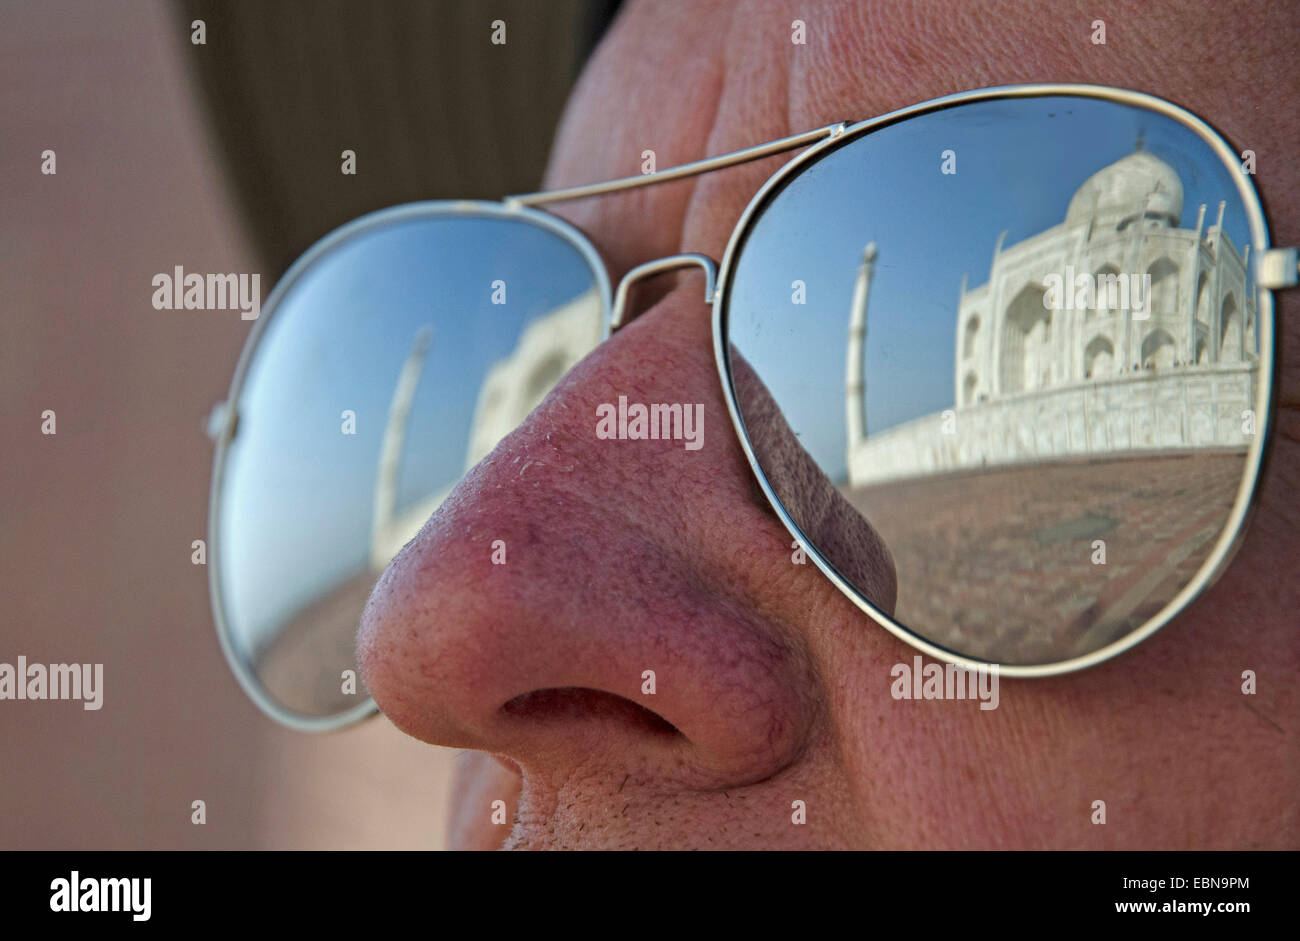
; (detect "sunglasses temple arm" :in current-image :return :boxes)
[505,123,848,208]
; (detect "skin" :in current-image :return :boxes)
[357,0,1299,849]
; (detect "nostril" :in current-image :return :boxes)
[501,687,684,739]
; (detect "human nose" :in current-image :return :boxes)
[356,282,893,787]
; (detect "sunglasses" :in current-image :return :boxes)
[206,84,1298,730]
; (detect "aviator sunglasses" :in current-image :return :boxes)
[206,84,1299,730]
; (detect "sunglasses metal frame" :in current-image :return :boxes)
[210,83,1297,728]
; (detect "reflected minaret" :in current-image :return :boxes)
[371,325,433,570]
[845,242,877,456]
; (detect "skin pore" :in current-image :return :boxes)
[357,0,1299,849]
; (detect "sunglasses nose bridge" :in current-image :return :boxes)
[610,253,718,332]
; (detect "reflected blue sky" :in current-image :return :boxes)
[220,213,596,655]
[727,96,1253,481]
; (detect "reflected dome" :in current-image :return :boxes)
[1065,150,1183,229]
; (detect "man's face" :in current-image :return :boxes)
[357,0,1299,849]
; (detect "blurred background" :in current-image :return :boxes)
[0,0,619,849]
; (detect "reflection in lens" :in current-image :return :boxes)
[215,207,606,720]
[727,96,1264,666]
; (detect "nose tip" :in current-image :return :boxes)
[356,410,816,786]
[356,286,891,788]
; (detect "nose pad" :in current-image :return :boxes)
[610,253,717,331]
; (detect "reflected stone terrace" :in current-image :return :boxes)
[843,451,1244,664]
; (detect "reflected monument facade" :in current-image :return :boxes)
[847,149,1259,487]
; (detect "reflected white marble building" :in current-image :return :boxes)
[847,149,1259,487]
[370,287,602,567]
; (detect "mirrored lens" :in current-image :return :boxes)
[214,205,607,721]
[726,95,1266,667]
